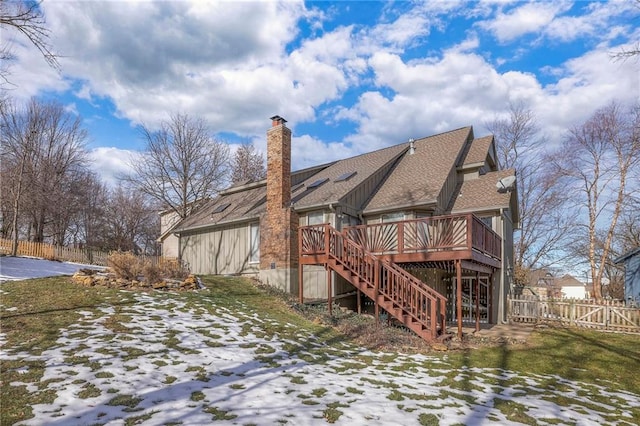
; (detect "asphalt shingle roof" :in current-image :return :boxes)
[450,169,515,213]
[464,135,493,166]
[174,126,513,233]
[292,143,408,209]
[363,127,472,213]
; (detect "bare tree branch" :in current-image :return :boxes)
[486,102,574,282]
[123,113,230,221]
[548,101,640,299]
[0,1,60,84]
[231,143,266,184]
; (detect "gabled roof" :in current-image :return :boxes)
[450,169,515,214]
[463,135,494,167]
[363,127,472,213]
[556,274,584,288]
[614,247,640,264]
[175,183,267,233]
[292,142,408,210]
[174,125,513,234]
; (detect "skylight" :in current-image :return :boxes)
[335,171,356,182]
[211,203,231,214]
[307,177,329,189]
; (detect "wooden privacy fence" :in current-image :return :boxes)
[508,295,640,334]
[0,238,169,268]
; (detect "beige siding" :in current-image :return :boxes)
[180,223,258,275]
[162,234,180,258]
[436,167,459,214]
[340,159,400,213]
[302,265,328,299]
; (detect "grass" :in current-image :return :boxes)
[443,326,640,395]
[1,274,640,425]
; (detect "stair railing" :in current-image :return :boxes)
[323,225,447,339]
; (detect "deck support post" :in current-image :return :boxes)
[327,267,333,316]
[374,258,380,327]
[456,259,463,339]
[357,289,362,314]
[475,271,480,332]
[489,271,494,324]
[299,264,304,304]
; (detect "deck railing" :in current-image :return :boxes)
[324,225,447,338]
[300,224,448,339]
[342,214,501,260]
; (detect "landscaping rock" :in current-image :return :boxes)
[71,268,199,292]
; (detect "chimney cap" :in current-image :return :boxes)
[270,115,287,126]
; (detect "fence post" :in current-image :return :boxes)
[571,300,575,327]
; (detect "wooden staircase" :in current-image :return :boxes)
[320,225,447,342]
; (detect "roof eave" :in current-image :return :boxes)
[175,215,260,234]
[363,200,437,216]
[614,247,640,264]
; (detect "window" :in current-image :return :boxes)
[307,177,329,189]
[335,171,356,182]
[479,216,493,229]
[212,203,230,214]
[381,212,404,223]
[307,211,325,226]
[249,223,260,263]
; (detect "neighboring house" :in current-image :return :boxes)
[169,117,519,341]
[614,247,640,305]
[158,209,182,259]
[524,269,559,298]
[556,274,588,299]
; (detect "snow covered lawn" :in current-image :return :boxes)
[0,256,103,282]
[1,278,639,425]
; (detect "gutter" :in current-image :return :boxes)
[363,201,437,216]
[174,214,260,235]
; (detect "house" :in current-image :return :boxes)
[158,209,182,258]
[556,274,588,299]
[166,116,519,341]
[614,247,640,305]
[519,269,559,298]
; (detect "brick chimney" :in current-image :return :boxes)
[259,116,298,292]
[266,115,291,211]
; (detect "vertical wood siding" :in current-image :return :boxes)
[180,223,258,275]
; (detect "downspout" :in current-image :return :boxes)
[499,207,506,324]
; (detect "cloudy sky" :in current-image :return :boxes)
[4,0,639,185]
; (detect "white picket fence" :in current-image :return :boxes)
[508,295,640,334]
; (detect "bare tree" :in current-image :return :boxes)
[124,113,230,220]
[102,185,159,254]
[610,0,640,62]
[549,102,640,299]
[0,1,60,84]
[0,98,36,254]
[0,98,88,252]
[231,143,266,184]
[486,103,573,284]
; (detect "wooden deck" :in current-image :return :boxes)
[300,214,501,268]
[298,214,503,341]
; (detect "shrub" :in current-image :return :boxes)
[141,262,163,285]
[107,252,143,280]
[160,258,190,280]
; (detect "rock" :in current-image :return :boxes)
[431,342,448,351]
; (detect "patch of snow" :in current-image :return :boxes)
[2,293,637,425]
[0,257,105,282]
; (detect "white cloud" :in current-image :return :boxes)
[479,2,570,42]
[33,1,310,133]
[89,147,139,188]
[336,38,638,153]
